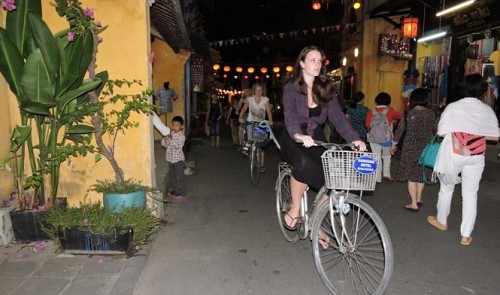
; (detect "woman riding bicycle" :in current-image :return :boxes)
[239,83,274,172]
[280,46,366,231]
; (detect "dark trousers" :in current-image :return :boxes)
[167,161,185,195]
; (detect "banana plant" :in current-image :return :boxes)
[0,0,102,209]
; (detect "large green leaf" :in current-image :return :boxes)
[78,29,94,81]
[10,125,32,152]
[56,35,83,95]
[5,0,42,58]
[66,124,94,134]
[20,100,50,116]
[57,79,101,111]
[21,49,54,106]
[28,13,58,84]
[0,29,25,98]
[93,71,109,97]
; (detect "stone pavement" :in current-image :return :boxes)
[0,237,153,295]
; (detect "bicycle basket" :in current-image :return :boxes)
[247,124,268,142]
[321,150,380,191]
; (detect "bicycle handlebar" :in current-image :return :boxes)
[294,138,358,151]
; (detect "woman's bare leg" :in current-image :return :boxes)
[284,176,307,227]
[405,181,419,209]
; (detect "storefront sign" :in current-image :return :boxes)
[444,0,500,36]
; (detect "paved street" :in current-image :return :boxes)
[135,125,500,295]
[1,123,499,295]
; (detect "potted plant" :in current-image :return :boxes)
[87,78,156,212]
[0,0,103,240]
[42,200,160,256]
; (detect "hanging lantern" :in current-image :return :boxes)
[213,64,220,71]
[353,1,361,9]
[248,67,255,73]
[402,17,419,38]
[236,66,243,73]
[255,76,260,80]
[324,59,330,65]
[244,75,249,80]
[342,57,347,66]
[354,48,359,57]
[223,74,228,78]
[285,65,293,72]
[312,1,321,10]
[223,66,231,72]
[276,73,281,78]
[261,67,268,74]
[273,66,280,73]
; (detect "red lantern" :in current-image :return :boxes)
[312,1,321,10]
[223,66,231,72]
[402,18,419,38]
[261,67,268,74]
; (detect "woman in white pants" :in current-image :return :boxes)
[428,74,499,246]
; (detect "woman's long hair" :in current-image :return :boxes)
[291,46,333,106]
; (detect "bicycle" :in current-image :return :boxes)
[259,120,394,295]
[240,121,270,186]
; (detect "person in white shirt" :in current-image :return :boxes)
[238,83,273,172]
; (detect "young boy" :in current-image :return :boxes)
[161,116,186,200]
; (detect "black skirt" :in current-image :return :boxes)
[280,125,327,190]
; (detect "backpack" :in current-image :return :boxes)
[367,108,391,143]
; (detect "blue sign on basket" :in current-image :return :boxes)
[353,155,378,175]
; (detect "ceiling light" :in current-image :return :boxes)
[418,31,447,43]
[436,0,475,17]
[353,1,361,9]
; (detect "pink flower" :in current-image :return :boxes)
[1,0,16,11]
[84,7,94,20]
[95,21,102,28]
[67,31,75,41]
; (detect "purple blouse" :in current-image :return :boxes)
[283,82,359,143]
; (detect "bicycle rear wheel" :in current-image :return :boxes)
[275,166,299,243]
[250,144,261,185]
[311,195,393,295]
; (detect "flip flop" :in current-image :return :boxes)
[283,213,301,231]
[417,202,424,208]
[427,216,447,231]
[404,205,419,213]
[461,237,472,246]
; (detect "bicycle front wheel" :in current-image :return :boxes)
[311,195,393,295]
[250,145,261,185]
[275,167,300,243]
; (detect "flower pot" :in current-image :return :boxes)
[103,191,147,213]
[9,210,50,241]
[57,226,133,256]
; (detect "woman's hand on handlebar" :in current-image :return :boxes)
[351,140,367,152]
[295,134,315,148]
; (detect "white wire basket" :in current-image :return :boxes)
[321,150,380,191]
[246,124,268,142]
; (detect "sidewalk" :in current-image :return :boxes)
[0,141,171,295]
[0,239,153,295]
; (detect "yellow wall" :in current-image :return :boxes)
[0,1,154,206]
[415,42,442,79]
[360,18,408,112]
[0,10,15,197]
[151,39,190,140]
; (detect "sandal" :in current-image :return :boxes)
[283,213,301,231]
[461,236,472,246]
[427,216,447,231]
